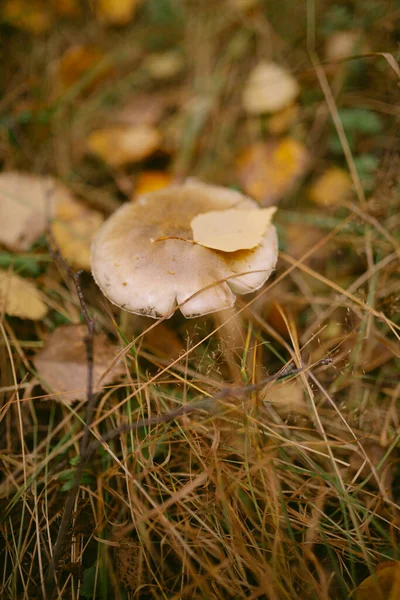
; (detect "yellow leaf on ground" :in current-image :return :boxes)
[134,171,173,196]
[87,126,161,168]
[52,196,104,270]
[191,207,276,252]
[144,51,184,80]
[33,325,124,403]
[0,269,47,320]
[237,138,308,205]
[50,0,80,16]
[355,561,400,600]
[3,0,52,34]
[309,167,353,207]
[96,0,139,25]
[268,103,300,135]
[243,61,300,115]
[57,45,111,91]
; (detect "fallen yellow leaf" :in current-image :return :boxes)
[134,171,173,196]
[191,207,276,252]
[144,51,184,80]
[33,324,124,403]
[50,0,80,16]
[0,269,47,320]
[52,196,104,270]
[309,167,353,207]
[57,44,111,91]
[3,0,52,34]
[355,562,400,600]
[87,125,161,168]
[243,61,300,115]
[96,0,140,25]
[237,138,308,205]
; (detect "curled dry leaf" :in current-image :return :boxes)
[309,167,353,207]
[87,125,161,168]
[33,324,124,403]
[96,0,140,25]
[0,269,47,320]
[243,61,300,115]
[237,138,308,205]
[191,207,277,252]
[3,0,52,34]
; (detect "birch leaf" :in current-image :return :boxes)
[0,269,47,320]
[191,207,276,252]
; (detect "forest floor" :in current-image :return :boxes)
[0,1,400,599]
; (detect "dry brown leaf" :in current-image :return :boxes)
[243,61,300,115]
[52,196,104,270]
[33,324,124,403]
[87,125,161,168]
[262,380,306,416]
[3,0,52,34]
[96,0,140,25]
[0,172,70,251]
[309,167,353,207]
[355,561,400,600]
[134,171,173,196]
[237,138,308,205]
[191,207,276,252]
[57,45,111,91]
[0,269,47,320]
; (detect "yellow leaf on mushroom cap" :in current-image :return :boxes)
[91,181,279,319]
[0,269,47,320]
[191,207,277,252]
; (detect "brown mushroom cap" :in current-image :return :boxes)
[91,181,278,318]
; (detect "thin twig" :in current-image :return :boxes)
[45,233,96,600]
[86,358,332,458]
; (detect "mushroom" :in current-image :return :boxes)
[91,181,278,319]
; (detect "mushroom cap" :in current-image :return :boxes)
[91,181,278,318]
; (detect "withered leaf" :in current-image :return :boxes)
[34,324,124,403]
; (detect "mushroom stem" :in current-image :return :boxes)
[213,306,245,383]
[119,309,137,340]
